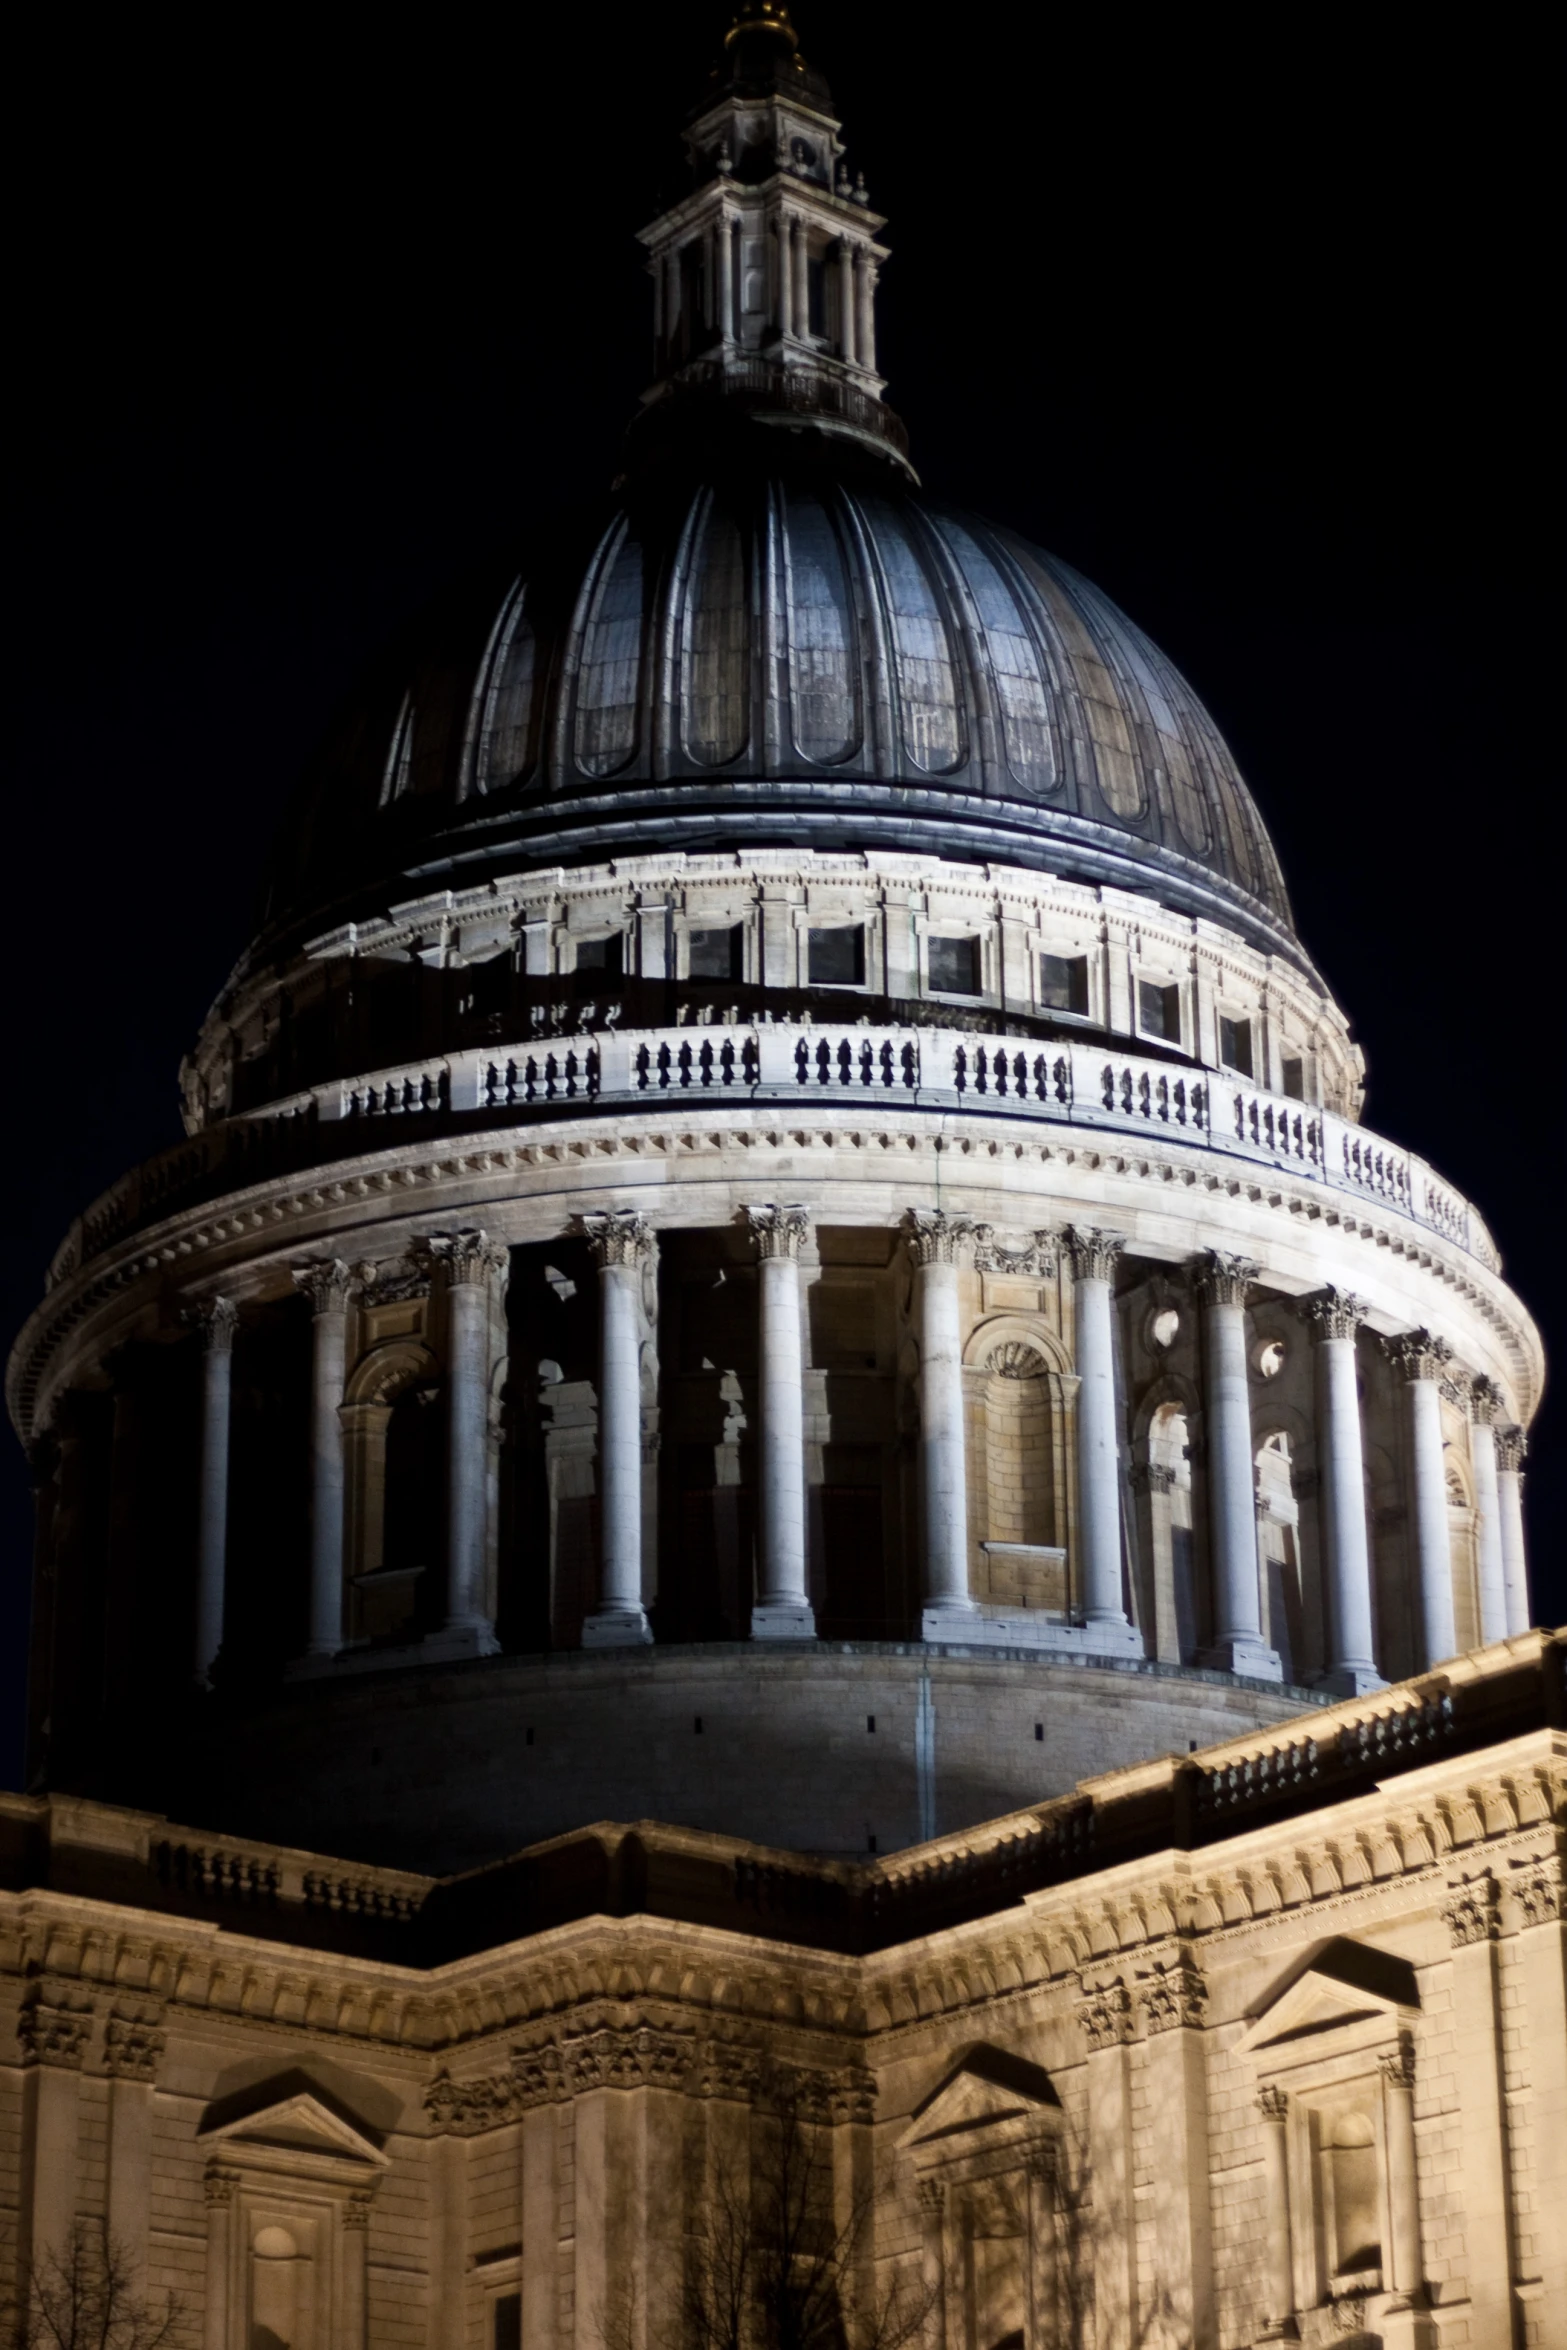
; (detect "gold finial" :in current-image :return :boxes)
[725,1,800,52]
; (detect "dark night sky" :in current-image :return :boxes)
[3,6,1560,1779]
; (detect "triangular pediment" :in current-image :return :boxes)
[899,2044,1060,2153]
[1240,1938,1419,2056]
[198,2090,389,2170]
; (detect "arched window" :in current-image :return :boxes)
[1148,1401,1197,1660]
[1255,1430,1304,1682]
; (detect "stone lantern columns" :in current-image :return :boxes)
[1384,1329,1457,1670]
[745,1206,816,1640]
[294,1259,354,1659]
[185,1297,238,1686]
[1495,1424,1531,1635]
[427,1233,508,1656]
[1065,1229,1141,1651]
[907,1212,978,1627]
[582,1213,656,1647]
[1299,1288,1382,1695]
[1468,1379,1510,1646]
[1194,1253,1279,1680]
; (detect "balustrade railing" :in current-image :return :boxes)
[46,1019,1501,1284]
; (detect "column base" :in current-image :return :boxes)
[581,1608,654,1649]
[285,1621,501,1680]
[1199,1636,1283,1682]
[921,1608,1145,1658]
[750,1602,817,1642]
[1311,1661,1386,1697]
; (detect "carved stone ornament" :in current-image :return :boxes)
[1468,1375,1503,1427]
[1383,1327,1453,1383]
[1256,2082,1289,2124]
[421,1229,511,1290]
[1298,1285,1369,1343]
[985,1341,1049,1381]
[580,1210,658,1270]
[561,2024,693,2096]
[1140,1961,1209,2035]
[424,2066,526,2136]
[1377,2036,1415,2093]
[692,2037,762,2105]
[356,1256,431,1305]
[916,2177,946,2217]
[1494,1423,1528,1474]
[181,1295,239,1354]
[17,2000,92,2069]
[103,2012,165,2081]
[511,2042,569,2109]
[1194,1250,1259,1309]
[292,1257,355,1314]
[904,1209,975,1267]
[745,1203,811,1261]
[972,1224,1057,1277]
[1444,1879,1499,1947]
[1064,1226,1126,1284]
[1131,1460,1179,1495]
[344,2190,373,2231]
[1077,1981,1133,2051]
[203,2169,238,2207]
[1512,1867,1564,1930]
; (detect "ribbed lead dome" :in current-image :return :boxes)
[264,448,1298,965]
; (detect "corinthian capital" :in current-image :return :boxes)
[422,1230,510,1290]
[1383,1327,1453,1383]
[292,1258,355,1315]
[1064,1226,1126,1284]
[183,1296,239,1355]
[580,1210,657,1271]
[1194,1251,1259,1309]
[904,1210,974,1268]
[1297,1285,1367,1342]
[745,1204,811,1261]
[1494,1423,1527,1474]
[1468,1375,1503,1427]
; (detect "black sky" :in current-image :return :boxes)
[3,4,1561,1776]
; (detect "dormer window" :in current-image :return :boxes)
[808,925,865,986]
[1219,1015,1254,1076]
[576,934,624,976]
[1138,979,1180,1045]
[1040,953,1089,1016]
[688,924,743,981]
[927,934,981,997]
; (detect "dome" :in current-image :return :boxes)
[262,432,1299,970]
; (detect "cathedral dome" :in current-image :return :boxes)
[262,435,1299,969]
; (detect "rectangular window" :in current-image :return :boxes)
[1282,1056,1305,1100]
[1040,952,1089,1015]
[927,934,981,996]
[808,925,865,986]
[688,925,742,981]
[1219,1015,1254,1076]
[576,934,623,975]
[1138,979,1179,1043]
[807,256,827,337]
[494,2295,522,2350]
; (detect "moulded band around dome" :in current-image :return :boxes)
[259,459,1303,974]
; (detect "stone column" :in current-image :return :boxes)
[1468,1378,1509,1644]
[1444,1881,1516,2339]
[777,213,794,340]
[716,208,734,344]
[791,218,811,340]
[430,1233,507,1656]
[1078,1985,1136,2343]
[1066,1228,1141,1652]
[1195,1253,1278,1678]
[1140,1962,1214,2344]
[104,2016,163,2296]
[1379,2042,1422,2305]
[185,1296,238,1686]
[1255,2084,1293,2336]
[1495,1424,1531,1635]
[1385,1329,1457,1668]
[293,1259,354,1660]
[1300,1288,1382,1695]
[906,1212,977,1630]
[746,1205,815,1639]
[582,1212,655,1646]
[1514,1868,1567,2335]
[203,2169,235,2350]
[856,252,878,372]
[838,240,857,364]
[342,2193,370,2346]
[915,2179,947,2349]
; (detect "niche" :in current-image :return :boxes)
[1255,1431,1305,1681]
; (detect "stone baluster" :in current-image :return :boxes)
[1379,2043,1423,2304]
[582,1213,655,1646]
[1494,1424,1531,1635]
[293,1259,354,1660]
[1065,1229,1140,1650]
[1255,2084,1294,2336]
[838,239,857,364]
[1384,1329,1457,1668]
[1468,1378,1509,1644]
[745,1206,815,1639]
[906,1212,977,1628]
[1194,1254,1279,1679]
[183,1297,238,1686]
[429,1233,507,1655]
[1299,1288,1382,1695]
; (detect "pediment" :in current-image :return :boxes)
[198,2090,389,2170]
[899,2044,1060,2153]
[1240,1938,1419,2056]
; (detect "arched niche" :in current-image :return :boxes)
[1132,1383,1201,1664]
[342,1339,441,1643]
[1254,1427,1306,1683]
[962,1317,1073,1608]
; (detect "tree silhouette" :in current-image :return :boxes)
[4,2225,186,2350]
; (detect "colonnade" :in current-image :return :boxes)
[182,1217,1532,1688]
[655,215,879,371]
